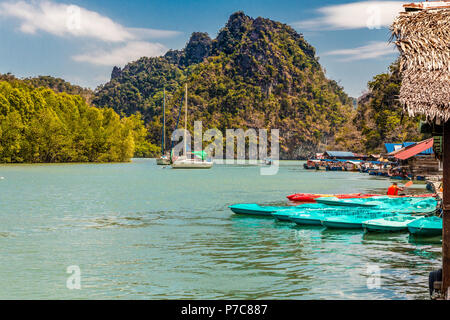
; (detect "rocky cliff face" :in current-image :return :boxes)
[93,12,354,159]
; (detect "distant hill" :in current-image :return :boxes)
[94,12,354,159]
[0,73,94,103]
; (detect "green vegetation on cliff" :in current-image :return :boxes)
[0,78,156,163]
[94,12,354,159]
[332,61,426,154]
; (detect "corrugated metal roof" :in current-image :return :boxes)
[391,138,434,160]
[385,142,433,155]
[385,143,403,153]
[401,142,433,155]
[324,151,355,157]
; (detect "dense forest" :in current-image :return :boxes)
[332,61,426,154]
[0,78,157,163]
[94,12,354,159]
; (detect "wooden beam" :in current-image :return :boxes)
[443,120,450,297]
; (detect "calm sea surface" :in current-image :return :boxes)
[0,159,441,299]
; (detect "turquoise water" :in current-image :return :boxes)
[0,159,441,299]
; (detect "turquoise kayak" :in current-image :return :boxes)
[362,215,420,232]
[322,212,397,229]
[407,216,442,236]
[271,208,300,221]
[316,196,437,214]
[290,207,380,226]
[228,204,280,216]
[315,197,379,207]
[229,203,325,217]
[272,205,347,222]
[228,203,327,219]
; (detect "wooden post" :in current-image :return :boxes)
[443,120,450,297]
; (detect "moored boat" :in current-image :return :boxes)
[407,216,443,236]
[229,203,329,217]
[171,157,213,169]
[228,204,280,216]
[290,208,371,226]
[171,84,213,169]
[315,197,380,207]
[156,155,171,165]
[286,193,368,202]
[362,215,420,232]
[271,208,299,221]
[321,212,398,229]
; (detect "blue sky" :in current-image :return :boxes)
[0,0,405,97]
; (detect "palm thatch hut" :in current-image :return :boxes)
[391,6,450,298]
[391,8,450,122]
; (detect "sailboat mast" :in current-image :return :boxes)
[162,88,166,155]
[184,83,188,157]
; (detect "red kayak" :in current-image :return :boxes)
[286,193,435,202]
[286,193,368,202]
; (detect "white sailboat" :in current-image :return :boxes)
[171,84,213,169]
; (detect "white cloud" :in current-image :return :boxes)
[323,41,397,61]
[294,1,404,30]
[0,0,180,42]
[72,41,167,66]
[129,27,181,39]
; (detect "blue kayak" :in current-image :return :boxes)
[322,212,398,229]
[407,216,442,236]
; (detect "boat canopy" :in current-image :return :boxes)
[192,150,208,160]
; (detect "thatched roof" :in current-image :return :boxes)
[391,9,450,122]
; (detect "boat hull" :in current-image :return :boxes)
[316,198,378,207]
[272,213,294,221]
[171,160,213,169]
[321,220,362,229]
[156,158,171,165]
[228,204,276,216]
[362,223,407,232]
[407,216,443,236]
[290,215,323,226]
[362,215,419,232]
[408,226,442,237]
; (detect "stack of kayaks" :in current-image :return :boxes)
[228,193,441,235]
